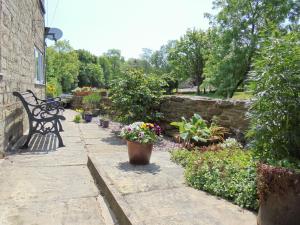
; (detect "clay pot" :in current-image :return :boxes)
[102,120,109,128]
[127,141,153,165]
[257,165,300,225]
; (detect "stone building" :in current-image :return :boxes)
[0,0,46,157]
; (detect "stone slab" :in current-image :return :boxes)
[0,164,98,204]
[0,197,106,225]
[89,151,257,225]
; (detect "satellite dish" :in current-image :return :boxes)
[45,27,63,41]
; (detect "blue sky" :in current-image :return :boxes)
[46,0,213,59]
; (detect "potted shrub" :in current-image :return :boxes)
[120,122,162,165]
[102,115,110,128]
[98,115,110,128]
[83,93,101,122]
[257,164,300,225]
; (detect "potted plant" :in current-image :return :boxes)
[84,112,93,122]
[120,122,162,165]
[83,93,101,122]
[257,164,300,225]
[102,115,110,128]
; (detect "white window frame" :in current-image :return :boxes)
[34,46,45,85]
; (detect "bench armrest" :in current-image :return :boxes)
[31,103,65,120]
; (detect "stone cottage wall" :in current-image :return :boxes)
[159,95,250,138]
[0,0,45,156]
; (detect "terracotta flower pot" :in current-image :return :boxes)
[127,141,153,165]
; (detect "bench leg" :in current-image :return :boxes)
[21,130,34,149]
[58,120,64,132]
[55,120,64,147]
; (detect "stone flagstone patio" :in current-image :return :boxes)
[0,110,257,225]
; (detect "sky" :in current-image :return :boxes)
[46,0,214,59]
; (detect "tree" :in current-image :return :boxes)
[46,40,80,93]
[248,30,300,160]
[169,29,208,95]
[76,49,104,87]
[150,40,176,74]
[204,0,299,98]
[78,63,104,88]
[104,49,124,80]
[76,49,97,64]
[98,56,112,87]
[110,69,166,124]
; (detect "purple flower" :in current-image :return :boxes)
[138,132,145,138]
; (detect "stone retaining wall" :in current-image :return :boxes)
[0,0,45,156]
[159,95,250,138]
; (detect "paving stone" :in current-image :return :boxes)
[0,197,106,225]
[89,151,257,225]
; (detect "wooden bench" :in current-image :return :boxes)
[13,90,66,148]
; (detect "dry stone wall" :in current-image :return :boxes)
[159,95,250,139]
[0,0,45,156]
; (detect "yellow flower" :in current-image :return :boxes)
[140,123,147,129]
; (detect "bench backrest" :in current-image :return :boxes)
[13,91,40,119]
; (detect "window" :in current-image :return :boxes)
[34,47,44,84]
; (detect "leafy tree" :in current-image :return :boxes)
[78,63,104,88]
[204,0,299,98]
[150,40,176,74]
[76,49,97,64]
[110,69,166,124]
[248,30,300,160]
[169,29,208,95]
[104,49,124,80]
[98,56,112,87]
[46,40,80,93]
[76,49,104,88]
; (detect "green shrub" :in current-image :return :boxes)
[82,92,101,110]
[73,114,81,123]
[171,113,228,147]
[110,69,166,124]
[248,31,300,161]
[170,149,199,168]
[171,148,258,211]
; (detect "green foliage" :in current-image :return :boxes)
[78,63,104,88]
[248,31,300,160]
[46,40,80,93]
[73,114,81,123]
[98,56,112,87]
[171,114,211,146]
[204,0,299,98]
[170,149,199,168]
[46,77,62,98]
[169,29,208,95]
[171,148,259,210]
[76,49,104,88]
[104,49,124,80]
[171,113,228,147]
[110,69,166,124]
[82,93,101,110]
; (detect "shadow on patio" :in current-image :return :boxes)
[8,133,59,155]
